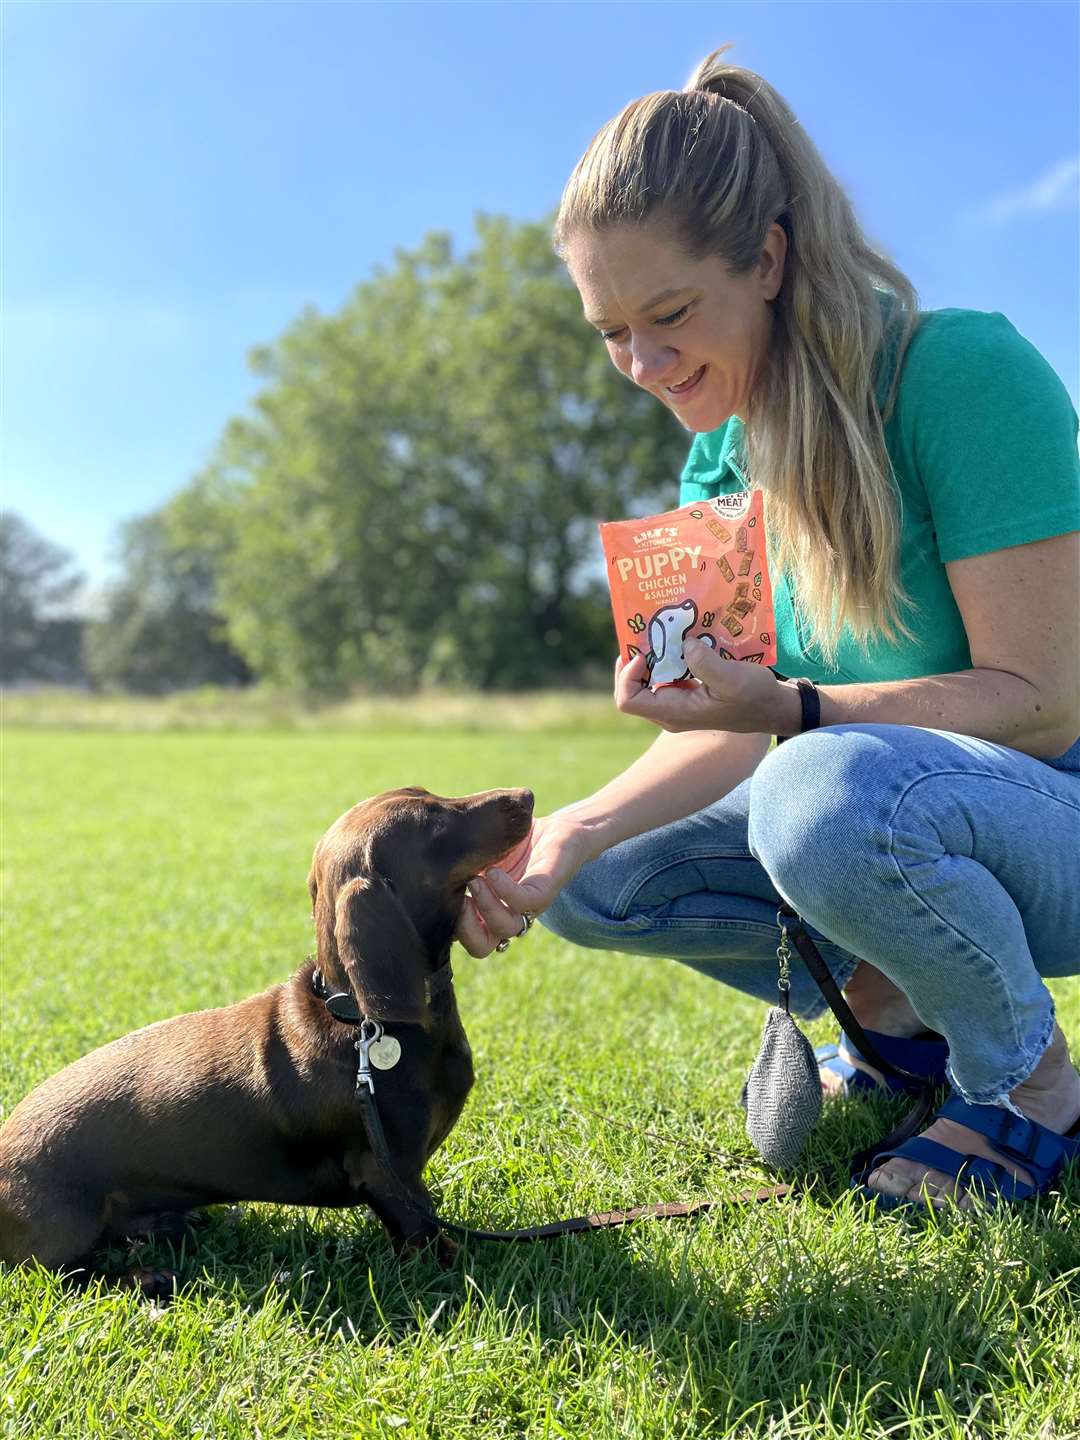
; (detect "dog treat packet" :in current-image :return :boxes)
[598,493,777,688]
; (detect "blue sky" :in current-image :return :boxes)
[5,0,1078,599]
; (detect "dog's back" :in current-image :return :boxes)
[0,977,361,1266]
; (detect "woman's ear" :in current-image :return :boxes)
[759,221,787,302]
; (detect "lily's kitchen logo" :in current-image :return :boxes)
[632,524,680,547]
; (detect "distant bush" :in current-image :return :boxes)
[0,511,87,685]
[84,512,251,695]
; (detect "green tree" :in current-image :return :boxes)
[196,216,687,691]
[84,507,250,694]
[0,511,86,683]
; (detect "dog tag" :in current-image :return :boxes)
[368,1036,401,1070]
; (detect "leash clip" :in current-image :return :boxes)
[775,909,794,1013]
[354,1018,384,1096]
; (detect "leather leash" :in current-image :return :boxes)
[315,904,938,1242]
[775,904,939,1174]
[358,1074,793,1243]
[313,965,793,1243]
[768,725,940,1173]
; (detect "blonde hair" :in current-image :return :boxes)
[555,48,920,659]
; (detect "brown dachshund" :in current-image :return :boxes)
[0,785,534,1275]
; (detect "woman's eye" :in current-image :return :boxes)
[599,305,690,342]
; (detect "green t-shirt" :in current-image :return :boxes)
[679,306,1080,771]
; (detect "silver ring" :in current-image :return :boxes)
[517,912,535,938]
[495,937,512,953]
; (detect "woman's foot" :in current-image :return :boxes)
[820,962,926,1097]
[865,1026,1080,1210]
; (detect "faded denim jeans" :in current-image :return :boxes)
[541,724,1080,1109]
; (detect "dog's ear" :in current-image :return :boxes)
[334,876,430,1025]
[309,862,336,972]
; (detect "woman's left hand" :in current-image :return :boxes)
[615,637,796,734]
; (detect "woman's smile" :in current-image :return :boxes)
[664,363,707,401]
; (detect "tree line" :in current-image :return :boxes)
[3,217,688,693]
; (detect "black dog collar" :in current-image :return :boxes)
[311,962,454,1024]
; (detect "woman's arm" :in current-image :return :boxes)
[463,529,1078,955]
[621,532,1080,763]
[806,531,1080,760]
[556,725,770,861]
[457,725,769,955]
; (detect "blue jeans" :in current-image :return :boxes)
[542,724,1080,1109]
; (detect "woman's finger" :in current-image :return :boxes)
[614,650,652,710]
[465,874,522,947]
[455,894,496,958]
[682,637,732,693]
[484,865,551,915]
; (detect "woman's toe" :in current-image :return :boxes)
[867,1159,958,1206]
[820,1067,845,1098]
[867,1159,918,1197]
[863,1114,1037,1211]
[904,1166,957,1208]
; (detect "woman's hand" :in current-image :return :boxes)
[615,638,796,734]
[455,810,594,958]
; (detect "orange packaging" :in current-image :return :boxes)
[598,493,777,688]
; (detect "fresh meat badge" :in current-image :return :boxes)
[598,494,777,689]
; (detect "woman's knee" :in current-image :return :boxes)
[747,725,900,906]
[539,855,623,947]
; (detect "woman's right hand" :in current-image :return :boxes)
[455,810,594,958]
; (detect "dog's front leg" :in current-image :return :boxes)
[366,1180,454,1261]
[345,1149,457,1267]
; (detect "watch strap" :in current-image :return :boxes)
[794,677,821,734]
[773,675,821,741]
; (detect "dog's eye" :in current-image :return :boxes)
[377,872,396,892]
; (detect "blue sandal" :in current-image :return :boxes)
[816,1029,950,1096]
[852,1092,1080,1209]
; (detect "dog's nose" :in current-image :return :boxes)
[493,788,533,819]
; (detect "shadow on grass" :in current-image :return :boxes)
[60,1091,1080,1433]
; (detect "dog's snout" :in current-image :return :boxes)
[500,788,534,812]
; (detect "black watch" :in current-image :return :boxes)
[771,672,821,741]
[791,677,821,734]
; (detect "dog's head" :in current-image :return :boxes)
[307,787,534,1023]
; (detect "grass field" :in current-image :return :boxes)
[3,704,1079,1439]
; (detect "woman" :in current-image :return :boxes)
[457,50,1080,1209]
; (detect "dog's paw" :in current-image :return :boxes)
[124,1266,177,1303]
[435,1233,460,1270]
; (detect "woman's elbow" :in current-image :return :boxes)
[1018,700,1080,761]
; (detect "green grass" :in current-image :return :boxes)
[2,719,1079,1440]
[0,685,624,734]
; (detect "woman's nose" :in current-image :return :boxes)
[628,336,678,388]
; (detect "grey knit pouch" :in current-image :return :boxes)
[740,1006,823,1169]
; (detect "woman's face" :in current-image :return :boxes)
[564,222,786,432]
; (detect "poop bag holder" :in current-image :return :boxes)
[740,911,822,1168]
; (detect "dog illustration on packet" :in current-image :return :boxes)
[599,494,777,689]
